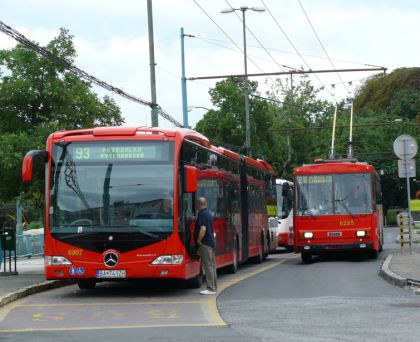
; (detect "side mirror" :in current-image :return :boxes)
[268,217,278,228]
[184,165,198,193]
[22,150,48,182]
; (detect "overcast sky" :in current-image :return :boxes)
[1,0,419,128]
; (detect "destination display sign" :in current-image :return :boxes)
[299,175,332,184]
[64,141,172,162]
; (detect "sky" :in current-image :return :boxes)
[1,0,419,128]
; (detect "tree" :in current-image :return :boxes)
[354,67,420,119]
[353,67,420,212]
[266,76,337,178]
[195,77,277,161]
[0,28,124,203]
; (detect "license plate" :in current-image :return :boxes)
[328,232,342,237]
[96,270,126,278]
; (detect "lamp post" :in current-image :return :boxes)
[221,5,265,155]
[187,106,211,112]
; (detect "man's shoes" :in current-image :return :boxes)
[200,289,216,295]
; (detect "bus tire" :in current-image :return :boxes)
[301,252,312,264]
[263,232,269,260]
[253,235,264,264]
[226,240,238,274]
[368,250,378,259]
[77,279,96,290]
[286,245,294,252]
[186,262,203,288]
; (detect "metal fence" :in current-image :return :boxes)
[16,229,44,258]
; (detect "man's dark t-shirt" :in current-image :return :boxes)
[194,208,215,249]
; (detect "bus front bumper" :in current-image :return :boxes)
[296,242,374,253]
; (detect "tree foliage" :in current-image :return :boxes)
[0,28,124,203]
[195,71,419,211]
[354,67,420,119]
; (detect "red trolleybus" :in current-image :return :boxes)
[293,160,383,263]
[22,127,276,289]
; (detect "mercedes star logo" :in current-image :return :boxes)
[104,251,118,268]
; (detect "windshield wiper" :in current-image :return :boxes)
[335,198,355,216]
[56,225,159,240]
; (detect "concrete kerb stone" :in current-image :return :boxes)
[379,254,408,288]
[0,280,74,308]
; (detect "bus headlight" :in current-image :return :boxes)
[356,230,366,237]
[45,256,72,266]
[152,255,184,265]
[304,232,314,239]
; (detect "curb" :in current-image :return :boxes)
[0,280,74,308]
[379,254,408,288]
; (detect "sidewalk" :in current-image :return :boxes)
[0,256,71,307]
[380,253,420,293]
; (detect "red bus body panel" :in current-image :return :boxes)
[38,127,275,282]
[293,162,382,255]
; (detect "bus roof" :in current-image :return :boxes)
[294,162,375,175]
[276,179,293,186]
[50,126,276,174]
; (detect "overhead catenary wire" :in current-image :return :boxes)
[192,0,276,84]
[194,35,385,69]
[224,0,295,72]
[297,0,351,96]
[0,20,184,127]
[260,0,337,102]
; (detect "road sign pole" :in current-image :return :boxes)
[394,134,417,255]
[404,139,413,254]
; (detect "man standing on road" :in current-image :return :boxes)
[194,197,217,295]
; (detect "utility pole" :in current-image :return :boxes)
[180,27,189,128]
[241,9,251,155]
[147,0,158,127]
[221,6,265,156]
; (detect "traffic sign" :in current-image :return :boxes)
[393,134,418,160]
[398,159,416,178]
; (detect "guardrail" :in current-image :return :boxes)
[16,229,44,258]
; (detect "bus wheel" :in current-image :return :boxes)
[263,233,269,260]
[226,240,238,274]
[186,262,203,288]
[253,236,264,264]
[286,246,294,252]
[368,250,378,259]
[77,279,96,290]
[301,252,312,264]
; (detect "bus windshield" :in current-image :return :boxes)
[296,173,372,216]
[276,183,292,219]
[49,141,174,238]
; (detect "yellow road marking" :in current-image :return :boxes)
[203,258,290,326]
[0,256,295,332]
[18,300,207,308]
[146,309,178,319]
[33,312,65,322]
[0,323,225,333]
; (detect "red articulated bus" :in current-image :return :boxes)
[293,159,383,264]
[22,127,277,289]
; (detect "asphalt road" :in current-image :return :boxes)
[219,227,420,342]
[1,227,419,341]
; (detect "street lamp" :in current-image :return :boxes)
[221,6,265,155]
[187,106,211,112]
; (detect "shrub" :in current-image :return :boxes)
[387,209,402,226]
